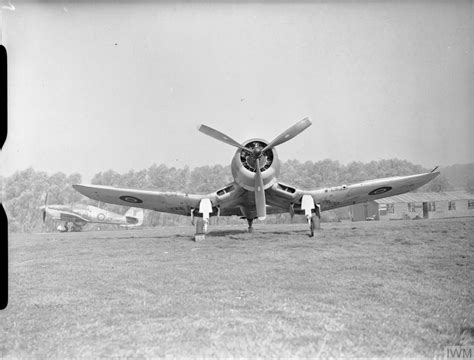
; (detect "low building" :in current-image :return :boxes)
[351,191,474,221]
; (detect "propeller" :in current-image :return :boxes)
[261,117,312,153]
[42,192,49,223]
[199,117,312,155]
[254,158,266,220]
[198,124,251,153]
[198,117,312,220]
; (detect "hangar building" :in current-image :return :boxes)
[351,190,474,221]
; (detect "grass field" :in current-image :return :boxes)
[1,218,473,358]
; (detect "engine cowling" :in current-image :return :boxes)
[231,138,280,191]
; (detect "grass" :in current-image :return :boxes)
[1,218,473,358]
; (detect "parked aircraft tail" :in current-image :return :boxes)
[123,207,144,227]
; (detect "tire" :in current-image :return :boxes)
[196,218,205,234]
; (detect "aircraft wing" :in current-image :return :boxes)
[73,184,217,216]
[58,211,89,223]
[267,169,440,212]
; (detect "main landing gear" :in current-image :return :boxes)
[57,222,83,232]
[247,218,254,233]
[194,218,207,242]
[57,223,68,232]
[307,208,321,237]
[193,200,213,242]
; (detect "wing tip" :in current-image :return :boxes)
[430,166,440,173]
[72,184,89,191]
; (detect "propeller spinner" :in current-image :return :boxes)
[198,117,312,220]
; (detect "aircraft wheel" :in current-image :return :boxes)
[69,224,82,232]
[194,218,206,241]
[196,218,205,234]
[247,218,254,233]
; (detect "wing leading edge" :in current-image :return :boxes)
[58,211,89,223]
[267,170,440,212]
[73,170,439,218]
[72,184,218,216]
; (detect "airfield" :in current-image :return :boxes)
[1,218,473,358]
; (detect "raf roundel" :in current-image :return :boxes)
[119,195,143,204]
[368,186,392,196]
[97,213,106,221]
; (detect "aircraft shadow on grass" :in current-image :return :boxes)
[204,229,252,237]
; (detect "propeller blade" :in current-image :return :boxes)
[42,192,48,223]
[262,117,312,152]
[254,158,266,220]
[198,124,250,152]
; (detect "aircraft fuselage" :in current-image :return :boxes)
[44,205,136,225]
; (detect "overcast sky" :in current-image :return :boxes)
[1,1,472,182]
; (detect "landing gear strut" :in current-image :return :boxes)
[68,223,82,232]
[308,207,321,237]
[247,218,254,233]
[194,199,213,241]
[194,218,206,242]
[308,214,316,237]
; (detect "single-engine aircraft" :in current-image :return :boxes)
[41,194,144,232]
[73,118,439,237]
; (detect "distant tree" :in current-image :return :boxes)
[91,170,122,186]
[420,174,453,192]
[465,178,474,193]
[166,166,191,192]
[190,165,229,193]
[439,164,474,189]
[343,161,368,183]
[315,159,342,186]
[121,169,149,189]
[4,159,439,232]
[65,173,83,204]
[148,164,171,190]
[279,159,303,187]
[48,172,68,204]
[3,169,87,232]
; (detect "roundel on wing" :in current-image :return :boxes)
[368,186,392,196]
[97,213,106,221]
[119,195,143,204]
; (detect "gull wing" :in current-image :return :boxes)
[73,184,217,216]
[267,170,440,212]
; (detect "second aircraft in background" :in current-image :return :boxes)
[41,193,144,232]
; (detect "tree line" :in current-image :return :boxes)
[1,159,455,232]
